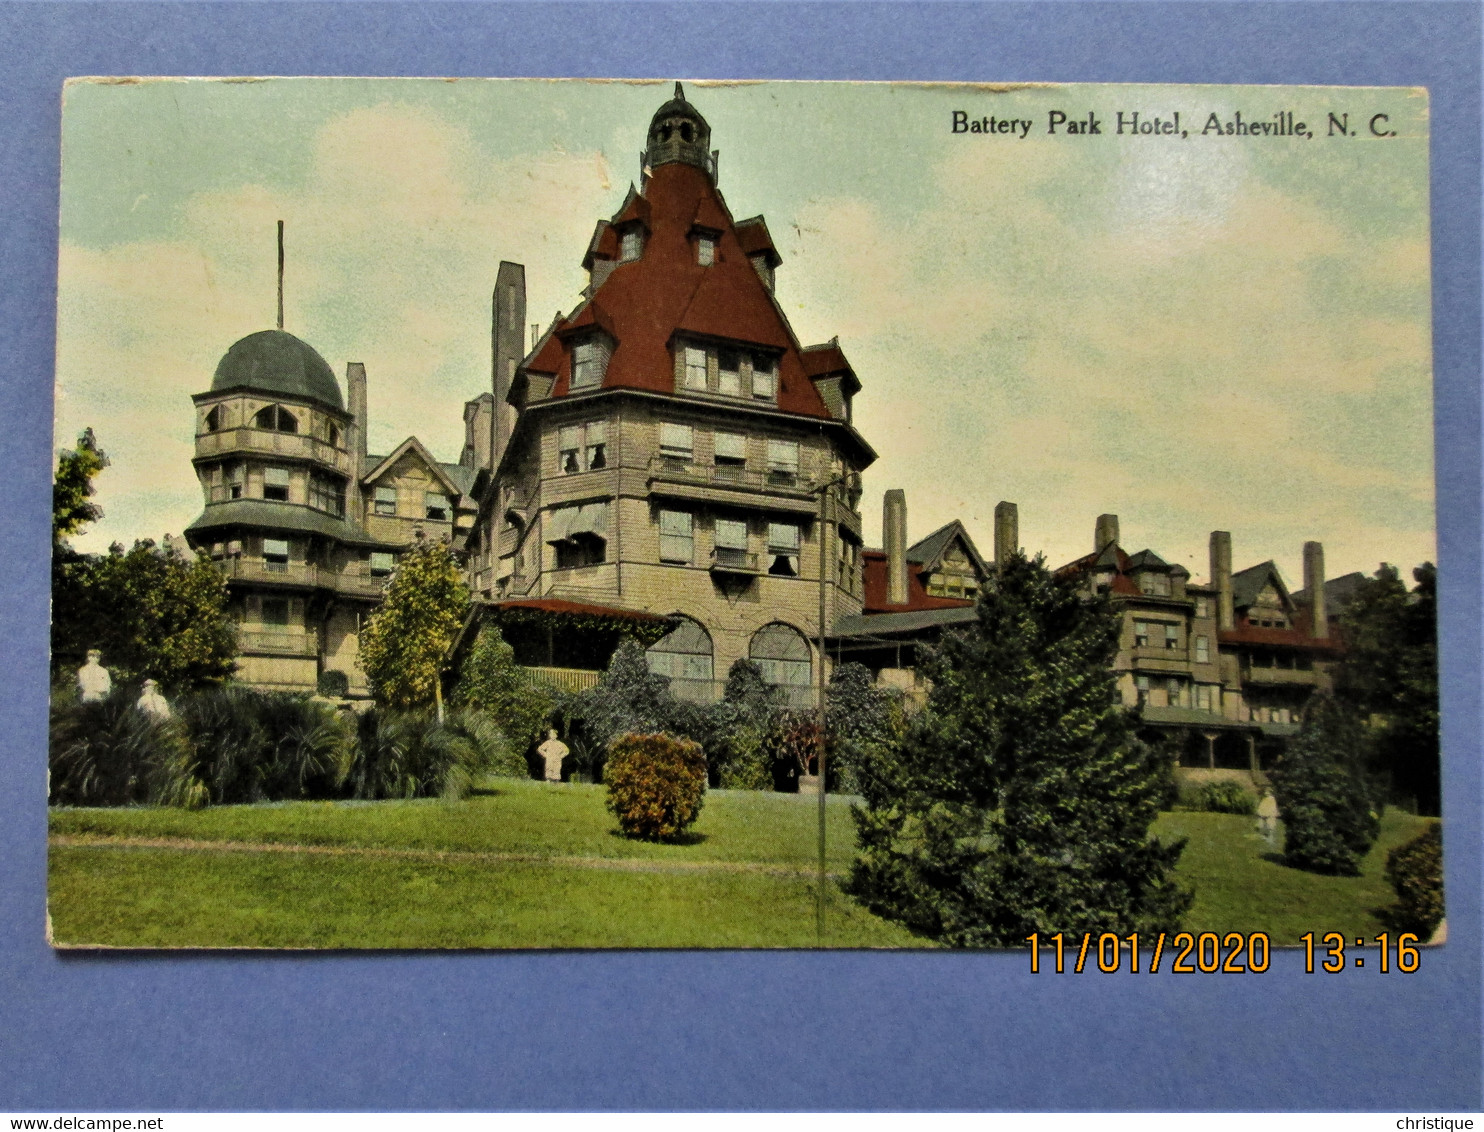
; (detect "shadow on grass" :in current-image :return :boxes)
[467,785,506,798]
[606,828,709,847]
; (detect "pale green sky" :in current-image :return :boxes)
[55,78,1433,586]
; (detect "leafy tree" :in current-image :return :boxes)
[52,428,107,551]
[1334,563,1439,814]
[358,538,470,710]
[55,539,237,693]
[451,624,554,766]
[845,552,1192,947]
[1380,822,1444,940]
[1269,693,1380,876]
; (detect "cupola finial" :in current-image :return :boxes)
[644,83,713,177]
[674,81,685,101]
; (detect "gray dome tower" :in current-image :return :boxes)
[644,83,714,175]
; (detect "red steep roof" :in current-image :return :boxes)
[736,216,780,264]
[861,549,976,614]
[525,161,835,421]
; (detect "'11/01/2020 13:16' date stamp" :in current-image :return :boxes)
[1026,932,1425,974]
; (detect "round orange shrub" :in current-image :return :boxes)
[604,732,708,841]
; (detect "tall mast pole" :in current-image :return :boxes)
[276,220,285,331]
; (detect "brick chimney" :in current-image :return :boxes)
[994,500,1019,568]
[1096,513,1119,553]
[1210,530,1234,631]
[1304,540,1328,639]
[346,362,367,521]
[492,261,526,472]
[884,489,908,605]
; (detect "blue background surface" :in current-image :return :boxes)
[0,1,1478,1112]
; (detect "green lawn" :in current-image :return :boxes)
[47,779,1435,949]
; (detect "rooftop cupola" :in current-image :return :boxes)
[644,82,715,178]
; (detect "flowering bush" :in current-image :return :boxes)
[604,732,707,841]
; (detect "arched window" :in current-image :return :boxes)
[204,406,222,432]
[749,622,812,708]
[254,404,299,433]
[647,616,715,703]
[326,422,341,448]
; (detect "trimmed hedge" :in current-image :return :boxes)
[1381,822,1444,940]
[604,732,707,841]
[1194,780,1257,815]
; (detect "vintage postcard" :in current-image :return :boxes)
[48,79,1437,953]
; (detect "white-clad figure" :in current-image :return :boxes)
[537,729,569,783]
[1256,790,1280,847]
[76,649,111,703]
[136,678,171,720]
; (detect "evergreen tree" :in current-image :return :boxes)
[1269,693,1380,875]
[577,637,677,751]
[706,659,779,789]
[358,538,469,710]
[845,552,1191,947]
[1334,563,1439,814]
[826,661,900,794]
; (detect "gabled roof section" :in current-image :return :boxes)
[906,520,991,579]
[582,221,619,270]
[801,339,861,397]
[524,159,836,421]
[735,216,781,266]
[1125,549,1168,570]
[1231,561,1291,610]
[613,184,652,229]
[363,437,462,497]
[861,550,976,614]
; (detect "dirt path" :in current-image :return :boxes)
[50,832,844,879]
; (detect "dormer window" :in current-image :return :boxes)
[697,236,715,266]
[682,345,708,391]
[620,228,643,262]
[571,339,606,391]
[718,349,742,396]
[752,355,777,401]
[254,404,298,434]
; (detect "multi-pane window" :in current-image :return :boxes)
[659,510,693,564]
[1166,678,1182,706]
[766,439,799,485]
[227,463,244,500]
[1164,622,1180,650]
[254,404,298,433]
[1195,597,1210,617]
[263,466,290,502]
[559,425,582,474]
[571,340,604,390]
[1133,620,1150,647]
[767,522,801,576]
[683,346,708,391]
[1140,572,1171,597]
[309,472,345,517]
[425,494,452,522]
[697,236,715,266]
[561,421,608,473]
[751,355,776,400]
[837,538,858,592]
[714,431,746,479]
[262,538,289,572]
[1196,684,1215,711]
[370,551,395,577]
[718,349,742,396]
[1195,635,1210,663]
[714,517,749,568]
[1135,674,1150,704]
[373,486,397,516]
[620,228,643,262]
[660,423,694,465]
